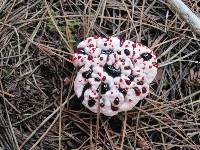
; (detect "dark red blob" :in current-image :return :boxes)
[114,97,120,105]
[111,105,118,111]
[101,50,113,55]
[88,55,93,60]
[96,86,100,93]
[103,64,121,77]
[88,97,96,107]
[76,48,86,54]
[93,35,99,39]
[95,77,101,82]
[128,74,137,81]
[82,69,92,79]
[152,62,159,68]
[125,80,131,85]
[137,81,144,85]
[142,87,147,93]
[124,66,131,70]
[120,38,124,46]
[102,76,106,81]
[72,57,77,62]
[141,53,152,61]
[97,72,102,77]
[117,51,121,55]
[88,39,92,43]
[101,83,110,94]
[100,103,105,107]
[79,83,91,101]
[89,44,94,47]
[133,87,141,96]
[118,87,127,96]
[124,49,130,56]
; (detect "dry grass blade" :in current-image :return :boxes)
[120,112,127,150]
[29,114,60,150]
[43,0,73,53]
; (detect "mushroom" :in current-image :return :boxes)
[72,36,158,116]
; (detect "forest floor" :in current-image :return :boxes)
[0,0,200,150]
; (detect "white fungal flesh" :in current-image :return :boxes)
[72,36,158,116]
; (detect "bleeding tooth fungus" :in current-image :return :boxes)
[72,36,158,116]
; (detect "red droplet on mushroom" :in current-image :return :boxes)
[137,81,144,85]
[102,76,106,81]
[89,44,94,47]
[88,39,92,43]
[111,105,118,111]
[142,87,147,93]
[114,97,120,105]
[72,57,77,62]
[124,66,131,70]
[125,80,131,85]
[98,72,102,77]
[152,62,159,67]
[133,87,141,96]
[100,103,105,107]
[93,35,99,39]
[88,55,93,60]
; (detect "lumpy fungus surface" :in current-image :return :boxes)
[72,36,158,116]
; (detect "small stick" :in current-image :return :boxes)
[0,90,15,97]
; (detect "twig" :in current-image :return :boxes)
[120,112,127,150]
[166,0,200,36]
[0,90,14,97]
